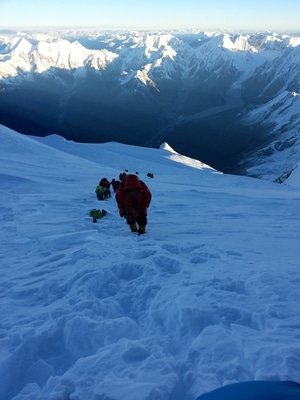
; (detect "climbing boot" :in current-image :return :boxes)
[138,225,146,235]
[130,223,138,232]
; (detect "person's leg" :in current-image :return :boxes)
[135,214,147,234]
[126,216,138,232]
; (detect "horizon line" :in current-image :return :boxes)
[1,26,300,35]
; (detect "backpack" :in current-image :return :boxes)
[123,174,142,190]
[89,208,107,223]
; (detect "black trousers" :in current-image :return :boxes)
[126,211,147,227]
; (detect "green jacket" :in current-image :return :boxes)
[89,209,104,219]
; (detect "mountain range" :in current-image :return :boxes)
[0,29,299,184]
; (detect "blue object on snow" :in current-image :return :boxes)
[196,381,300,400]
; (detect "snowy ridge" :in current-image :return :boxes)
[0,124,299,400]
[158,141,215,170]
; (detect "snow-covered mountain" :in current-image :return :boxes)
[1,123,300,400]
[239,91,300,185]
[0,30,299,184]
[1,30,299,85]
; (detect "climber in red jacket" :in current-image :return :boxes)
[116,174,152,234]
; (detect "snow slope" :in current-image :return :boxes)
[0,125,300,400]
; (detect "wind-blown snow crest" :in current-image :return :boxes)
[159,141,215,171]
[160,141,177,153]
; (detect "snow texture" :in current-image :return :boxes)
[0,124,300,400]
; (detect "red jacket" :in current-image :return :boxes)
[116,174,151,217]
[99,178,110,189]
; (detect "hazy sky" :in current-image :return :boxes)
[0,0,299,32]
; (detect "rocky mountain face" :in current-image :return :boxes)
[0,29,299,183]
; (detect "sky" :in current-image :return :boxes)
[0,0,300,32]
[0,124,300,400]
